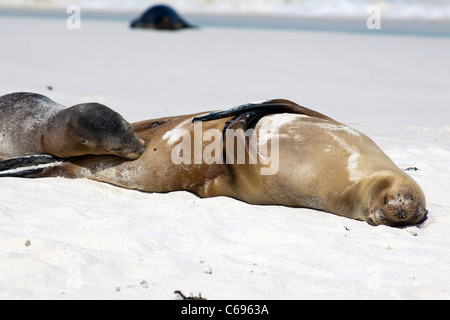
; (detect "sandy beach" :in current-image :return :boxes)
[1,11,450,300]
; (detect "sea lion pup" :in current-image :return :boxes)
[0,99,427,227]
[0,92,146,161]
[130,5,194,30]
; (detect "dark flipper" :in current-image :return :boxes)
[193,99,339,127]
[193,99,339,167]
[0,155,64,178]
[222,110,268,165]
[221,109,268,142]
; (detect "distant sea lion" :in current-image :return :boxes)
[0,92,146,161]
[0,99,427,227]
[130,5,194,30]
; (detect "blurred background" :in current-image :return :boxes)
[1,0,449,36]
[0,0,448,123]
[0,0,450,19]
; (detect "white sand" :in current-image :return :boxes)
[1,15,450,300]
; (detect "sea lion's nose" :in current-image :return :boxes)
[137,139,146,154]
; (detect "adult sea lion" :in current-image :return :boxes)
[130,5,194,30]
[0,99,427,227]
[0,92,146,161]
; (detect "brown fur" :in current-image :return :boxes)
[26,109,427,227]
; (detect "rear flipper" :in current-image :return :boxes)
[0,155,65,178]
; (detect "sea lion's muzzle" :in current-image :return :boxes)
[370,187,427,226]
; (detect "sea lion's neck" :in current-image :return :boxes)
[41,109,74,158]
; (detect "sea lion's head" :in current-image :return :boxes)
[366,175,427,226]
[68,103,146,160]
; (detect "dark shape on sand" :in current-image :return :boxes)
[130,4,194,30]
[174,290,207,300]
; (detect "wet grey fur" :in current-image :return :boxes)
[0,92,145,160]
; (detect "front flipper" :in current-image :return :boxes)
[0,155,64,178]
[221,109,268,141]
[193,99,339,128]
[221,110,266,165]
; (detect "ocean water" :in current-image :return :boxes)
[1,0,450,20]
